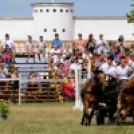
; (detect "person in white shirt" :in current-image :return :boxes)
[50,46,62,63]
[26,36,35,63]
[82,48,93,60]
[116,56,132,81]
[36,36,46,62]
[100,54,117,81]
[97,34,108,55]
[1,33,15,62]
[63,44,72,59]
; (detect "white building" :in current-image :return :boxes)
[0,2,133,41]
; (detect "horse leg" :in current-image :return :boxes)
[114,96,122,120]
[85,100,90,126]
[121,104,133,123]
[81,100,86,125]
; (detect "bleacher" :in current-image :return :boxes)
[0,40,134,103]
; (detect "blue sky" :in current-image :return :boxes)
[0,0,132,16]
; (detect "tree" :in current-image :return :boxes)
[126,0,134,23]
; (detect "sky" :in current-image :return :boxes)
[0,0,132,16]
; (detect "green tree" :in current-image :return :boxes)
[126,0,134,23]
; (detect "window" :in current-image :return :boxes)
[35,9,38,13]
[40,9,43,12]
[44,28,47,32]
[46,9,50,12]
[66,9,69,12]
[53,28,57,32]
[60,9,63,12]
[53,9,56,12]
[70,9,74,12]
[63,29,66,32]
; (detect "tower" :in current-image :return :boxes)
[31,2,74,40]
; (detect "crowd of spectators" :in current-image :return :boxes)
[0,32,134,100]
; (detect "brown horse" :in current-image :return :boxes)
[80,71,107,126]
[114,74,134,123]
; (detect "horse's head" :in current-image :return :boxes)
[94,70,107,88]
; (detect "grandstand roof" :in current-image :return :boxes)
[0,16,127,20]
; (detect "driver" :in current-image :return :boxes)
[99,54,118,83]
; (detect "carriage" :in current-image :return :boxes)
[96,89,134,125]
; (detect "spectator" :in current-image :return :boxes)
[75,33,86,52]
[50,45,62,64]
[1,33,15,62]
[26,36,35,63]
[63,57,71,72]
[117,35,126,56]
[82,48,93,60]
[2,44,12,67]
[36,36,46,62]
[95,54,105,70]
[97,34,108,55]
[63,44,72,59]
[86,33,96,55]
[56,63,67,78]
[130,44,134,54]
[0,51,4,67]
[51,33,63,48]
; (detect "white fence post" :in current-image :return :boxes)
[72,65,82,110]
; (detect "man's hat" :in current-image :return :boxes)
[107,54,114,60]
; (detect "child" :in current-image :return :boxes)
[3,50,12,67]
[36,36,46,62]
[26,36,35,63]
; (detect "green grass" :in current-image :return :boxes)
[0,102,134,134]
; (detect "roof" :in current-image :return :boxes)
[0,16,127,20]
[0,16,33,20]
[31,2,74,7]
[74,16,127,20]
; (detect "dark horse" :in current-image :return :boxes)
[80,70,107,126]
[114,74,134,123]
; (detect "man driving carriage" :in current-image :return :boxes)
[99,54,118,92]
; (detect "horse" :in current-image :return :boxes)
[114,74,134,123]
[80,70,107,126]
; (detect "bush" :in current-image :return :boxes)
[0,99,8,115]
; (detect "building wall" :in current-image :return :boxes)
[74,20,134,40]
[32,5,74,40]
[0,20,33,40]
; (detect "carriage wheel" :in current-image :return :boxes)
[96,109,105,125]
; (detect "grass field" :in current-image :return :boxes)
[0,102,134,134]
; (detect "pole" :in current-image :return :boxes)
[72,66,79,109]
[87,59,91,79]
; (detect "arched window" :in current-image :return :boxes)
[66,9,69,12]
[46,9,50,12]
[60,9,63,12]
[40,9,43,12]
[44,28,47,32]
[63,29,66,32]
[53,28,57,32]
[53,9,56,12]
